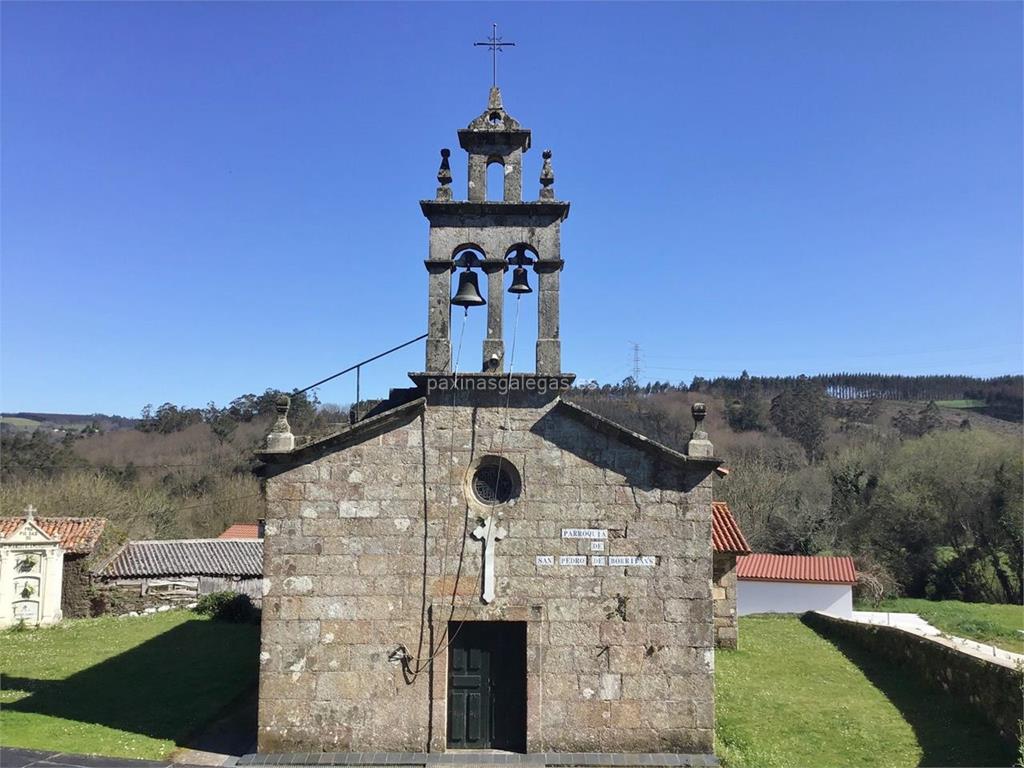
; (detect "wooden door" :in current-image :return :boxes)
[447,622,526,751]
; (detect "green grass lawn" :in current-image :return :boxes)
[934,399,987,409]
[0,416,43,430]
[716,615,1017,768]
[0,610,259,760]
[1,610,1016,765]
[866,597,1024,655]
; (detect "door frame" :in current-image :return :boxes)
[430,602,540,753]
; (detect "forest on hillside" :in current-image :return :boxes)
[1,375,1021,604]
[570,375,1022,605]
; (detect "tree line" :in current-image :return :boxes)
[568,376,1022,605]
[577,373,1022,423]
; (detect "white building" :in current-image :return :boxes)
[737,553,857,618]
[0,506,65,627]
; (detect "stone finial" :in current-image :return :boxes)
[436,148,453,201]
[539,149,555,200]
[687,402,714,458]
[488,86,503,111]
[691,402,707,436]
[266,395,295,452]
[23,504,37,522]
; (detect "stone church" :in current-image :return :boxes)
[257,87,722,759]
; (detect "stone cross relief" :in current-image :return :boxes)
[471,515,507,604]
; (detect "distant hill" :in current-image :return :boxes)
[0,412,138,434]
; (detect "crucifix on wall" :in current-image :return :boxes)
[472,515,507,604]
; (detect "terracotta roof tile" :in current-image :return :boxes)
[97,538,263,578]
[219,523,262,539]
[0,517,107,554]
[711,502,750,554]
[737,553,857,585]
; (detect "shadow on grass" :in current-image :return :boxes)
[801,616,1017,768]
[2,618,258,751]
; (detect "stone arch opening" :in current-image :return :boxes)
[451,246,489,371]
[502,244,539,369]
[486,158,505,202]
[452,244,487,262]
[504,243,539,263]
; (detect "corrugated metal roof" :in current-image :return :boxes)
[218,523,262,539]
[0,516,107,554]
[97,538,263,578]
[737,553,857,585]
[712,501,750,554]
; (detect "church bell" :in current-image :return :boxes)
[451,268,486,307]
[508,265,532,294]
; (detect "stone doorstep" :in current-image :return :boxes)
[236,754,718,767]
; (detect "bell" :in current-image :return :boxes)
[508,265,533,294]
[451,269,486,307]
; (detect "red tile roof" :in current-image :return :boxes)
[737,553,857,585]
[0,517,107,554]
[712,501,751,554]
[218,523,262,539]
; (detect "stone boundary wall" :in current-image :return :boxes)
[803,611,1023,744]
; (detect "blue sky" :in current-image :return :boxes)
[2,1,1021,416]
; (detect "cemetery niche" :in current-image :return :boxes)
[0,506,65,628]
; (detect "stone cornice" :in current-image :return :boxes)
[420,200,570,224]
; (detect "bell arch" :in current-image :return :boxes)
[504,243,538,262]
[452,244,487,261]
[486,158,505,202]
[503,244,538,373]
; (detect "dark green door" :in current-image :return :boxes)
[447,622,526,751]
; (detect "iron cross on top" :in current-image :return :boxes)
[475,23,515,88]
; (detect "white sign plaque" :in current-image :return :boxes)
[535,555,554,566]
[561,528,608,540]
[608,555,657,567]
[591,556,606,566]
[13,601,38,621]
[590,540,605,552]
[559,555,587,566]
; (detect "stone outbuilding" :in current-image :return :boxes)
[0,508,107,625]
[94,538,264,607]
[256,88,723,759]
[710,502,750,649]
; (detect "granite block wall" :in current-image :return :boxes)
[711,553,738,650]
[258,397,716,754]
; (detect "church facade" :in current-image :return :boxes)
[257,89,722,757]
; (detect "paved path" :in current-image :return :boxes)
[1,749,719,768]
[850,610,1024,667]
[0,747,204,768]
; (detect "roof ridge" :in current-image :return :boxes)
[0,515,107,522]
[127,537,259,545]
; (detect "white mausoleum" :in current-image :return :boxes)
[0,506,65,627]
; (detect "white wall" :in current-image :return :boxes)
[737,580,853,618]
